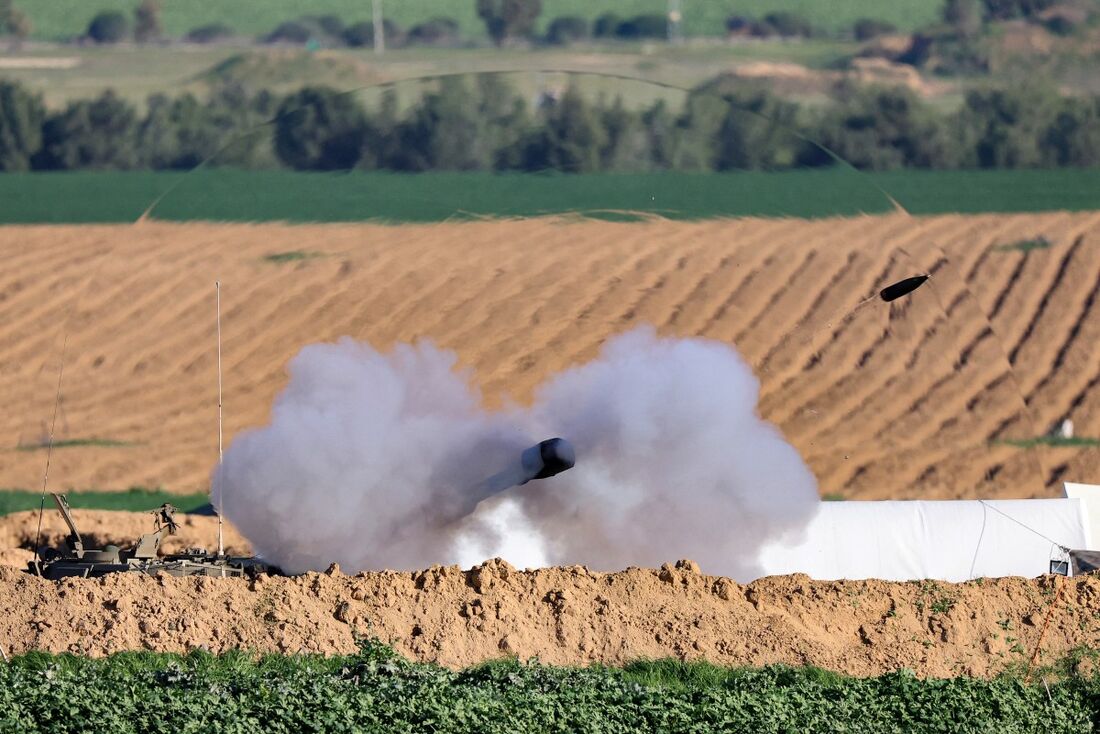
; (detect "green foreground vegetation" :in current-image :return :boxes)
[2,641,1098,733]
[2,169,1098,224]
[0,488,210,517]
[19,0,941,41]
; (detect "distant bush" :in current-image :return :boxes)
[761,11,815,38]
[592,12,621,38]
[265,20,314,44]
[275,86,369,170]
[312,14,346,38]
[476,0,542,46]
[853,18,898,41]
[407,17,459,45]
[34,90,139,169]
[614,14,667,40]
[1043,15,1078,36]
[343,19,403,48]
[86,11,128,44]
[725,16,754,35]
[0,0,32,42]
[983,0,1057,20]
[265,15,347,45]
[133,0,162,43]
[0,80,44,171]
[185,22,234,43]
[546,16,588,45]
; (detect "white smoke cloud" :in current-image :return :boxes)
[215,327,819,580]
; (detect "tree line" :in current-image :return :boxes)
[1,76,1098,173]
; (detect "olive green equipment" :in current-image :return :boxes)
[27,493,274,579]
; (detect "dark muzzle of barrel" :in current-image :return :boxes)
[520,438,576,483]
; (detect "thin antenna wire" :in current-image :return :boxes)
[216,281,225,557]
[31,331,70,570]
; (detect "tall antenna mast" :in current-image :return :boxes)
[216,281,225,557]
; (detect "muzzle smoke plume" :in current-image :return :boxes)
[215,328,819,580]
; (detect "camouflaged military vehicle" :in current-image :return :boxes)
[27,493,272,579]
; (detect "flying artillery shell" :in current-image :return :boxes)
[879,275,930,302]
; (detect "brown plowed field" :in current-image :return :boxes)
[0,213,1097,500]
[2,558,1099,678]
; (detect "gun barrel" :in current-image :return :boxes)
[468,438,576,514]
[519,437,575,483]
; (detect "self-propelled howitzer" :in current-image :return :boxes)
[27,493,271,579]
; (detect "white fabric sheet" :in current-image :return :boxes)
[757,499,1088,582]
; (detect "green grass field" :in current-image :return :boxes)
[2,641,1097,733]
[21,0,941,41]
[0,488,211,516]
[0,169,1097,224]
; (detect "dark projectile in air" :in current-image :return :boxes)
[879,275,930,303]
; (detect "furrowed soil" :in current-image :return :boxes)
[1,557,1098,679]
[1,213,1097,500]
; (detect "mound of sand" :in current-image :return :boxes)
[1,560,1098,678]
[1,214,1096,500]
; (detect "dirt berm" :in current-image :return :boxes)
[3,559,1100,679]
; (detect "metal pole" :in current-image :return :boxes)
[372,0,385,56]
[668,0,683,44]
[216,281,224,557]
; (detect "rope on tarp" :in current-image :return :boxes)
[977,500,1071,553]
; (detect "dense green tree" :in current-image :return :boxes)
[34,91,139,169]
[476,0,541,46]
[274,86,369,170]
[519,86,607,172]
[956,85,1059,168]
[343,19,404,48]
[598,96,650,170]
[87,11,129,43]
[390,77,484,170]
[408,17,459,45]
[0,0,31,44]
[1042,98,1100,167]
[133,0,162,43]
[812,85,957,169]
[135,89,273,170]
[592,13,621,38]
[0,80,44,170]
[614,14,667,39]
[546,16,588,45]
[476,74,529,169]
[640,100,677,169]
[713,90,806,170]
[943,0,984,35]
[983,0,1056,20]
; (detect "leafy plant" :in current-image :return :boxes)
[1,642,1097,732]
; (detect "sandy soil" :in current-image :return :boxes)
[0,559,1097,678]
[1,214,1096,501]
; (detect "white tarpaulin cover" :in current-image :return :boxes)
[758,498,1090,582]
